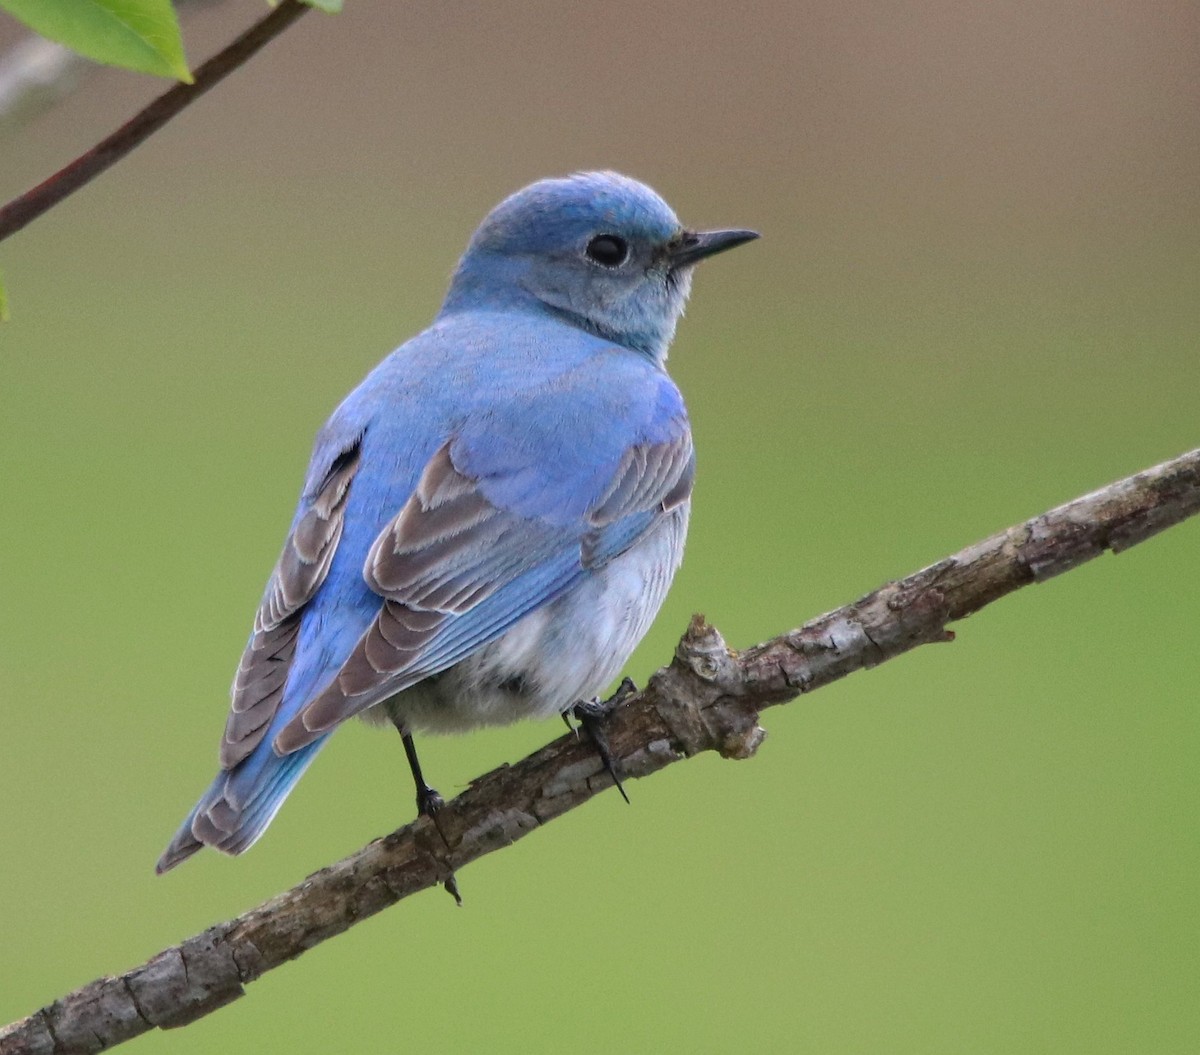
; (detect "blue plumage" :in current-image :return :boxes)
[157,172,756,872]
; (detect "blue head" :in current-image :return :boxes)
[440,171,758,362]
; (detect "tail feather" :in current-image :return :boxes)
[155,736,327,874]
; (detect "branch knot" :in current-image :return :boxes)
[647,615,765,761]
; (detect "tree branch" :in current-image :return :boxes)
[3,447,1198,1055]
[0,0,310,245]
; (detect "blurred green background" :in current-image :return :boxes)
[1,1,1198,1051]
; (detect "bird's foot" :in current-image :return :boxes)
[415,783,461,906]
[572,677,638,804]
[415,783,446,819]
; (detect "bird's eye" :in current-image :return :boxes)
[585,234,629,268]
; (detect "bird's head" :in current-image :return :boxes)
[441,171,758,362]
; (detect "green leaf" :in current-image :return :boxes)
[298,0,342,12]
[0,0,192,81]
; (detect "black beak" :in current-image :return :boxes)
[669,228,760,269]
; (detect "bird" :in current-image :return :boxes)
[156,171,758,874]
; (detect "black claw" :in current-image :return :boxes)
[396,725,461,905]
[573,693,631,804]
[561,710,576,734]
[415,784,445,818]
[417,789,462,905]
[613,676,638,704]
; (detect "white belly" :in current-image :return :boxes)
[365,503,689,735]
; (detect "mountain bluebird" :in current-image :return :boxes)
[157,171,757,873]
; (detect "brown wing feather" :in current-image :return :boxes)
[588,433,693,526]
[581,434,694,568]
[364,444,512,609]
[220,442,361,768]
[273,445,499,752]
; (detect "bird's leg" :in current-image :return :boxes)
[400,729,444,817]
[393,721,461,906]
[571,677,638,804]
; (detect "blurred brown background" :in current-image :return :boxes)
[1,2,1198,1052]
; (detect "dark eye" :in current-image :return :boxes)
[585,234,629,268]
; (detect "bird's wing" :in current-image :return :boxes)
[219,436,363,767]
[273,421,693,753]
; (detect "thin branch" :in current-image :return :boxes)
[3,447,1198,1055]
[0,0,310,245]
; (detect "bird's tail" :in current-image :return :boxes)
[155,734,329,874]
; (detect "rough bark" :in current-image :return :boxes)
[3,446,1198,1055]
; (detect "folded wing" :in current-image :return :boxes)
[273,428,692,752]
[220,441,361,767]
